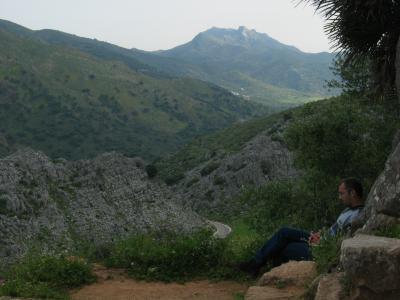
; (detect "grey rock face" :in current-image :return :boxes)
[0,149,204,268]
[173,132,298,213]
[396,36,400,103]
[314,272,345,300]
[355,139,400,233]
[341,234,400,296]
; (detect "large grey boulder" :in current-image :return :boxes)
[355,137,400,233]
[245,261,317,300]
[396,36,400,101]
[314,272,345,300]
[341,234,400,297]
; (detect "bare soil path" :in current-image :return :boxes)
[70,264,248,300]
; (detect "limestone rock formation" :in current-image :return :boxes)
[245,261,317,300]
[174,126,298,214]
[257,260,317,288]
[341,234,400,298]
[314,272,345,300]
[354,136,400,233]
[396,36,400,99]
[0,149,205,269]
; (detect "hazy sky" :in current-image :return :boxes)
[0,0,331,53]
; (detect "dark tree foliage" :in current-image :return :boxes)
[327,55,373,96]
[301,0,400,92]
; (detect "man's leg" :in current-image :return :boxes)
[239,227,310,277]
[272,242,312,266]
[254,227,310,265]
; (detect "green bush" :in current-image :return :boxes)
[145,164,158,178]
[165,172,185,185]
[0,254,95,299]
[185,176,200,187]
[311,232,344,274]
[105,229,257,282]
[105,230,227,281]
[374,224,400,239]
[200,161,220,176]
[213,176,226,185]
[284,96,398,190]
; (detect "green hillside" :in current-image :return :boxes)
[156,95,399,185]
[0,28,264,160]
[153,26,336,106]
[0,20,335,111]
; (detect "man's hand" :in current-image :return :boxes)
[308,231,321,245]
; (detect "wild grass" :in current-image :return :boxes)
[0,254,95,299]
[104,228,259,282]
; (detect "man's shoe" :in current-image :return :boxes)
[238,259,262,278]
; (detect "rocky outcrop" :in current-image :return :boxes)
[354,134,400,233]
[396,36,400,101]
[173,128,298,213]
[341,234,400,299]
[257,261,317,288]
[245,261,317,300]
[0,149,205,269]
[314,272,345,300]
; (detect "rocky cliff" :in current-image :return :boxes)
[397,36,400,97]
[0,149,205,269]
[171,123,298,214]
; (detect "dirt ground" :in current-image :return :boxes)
[70,265,249,300]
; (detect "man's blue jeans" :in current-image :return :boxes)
[254,227,312,266]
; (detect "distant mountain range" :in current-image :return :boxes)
[134,26,336,106]
[0,19,336,161]
[0,19,336,108]
[0,19,264,161]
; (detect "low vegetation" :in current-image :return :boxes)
[103,228,261,282]
[0,28,264,161]
[374,224,400,239]
[0,254,95,300]
[311,232,344,274]
[156,111,286,183]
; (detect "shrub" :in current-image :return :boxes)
[374,224,400,239]
[105,230,227,281]
[185,176,200,187]
[0,254,95,299]
[213,176,226,186]
[311,231,344,274]
[145,164,158,178]
[200,161,220,176]
[104,229,257,282]
[165,172,185,185]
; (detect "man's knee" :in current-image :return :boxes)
[277,227,294,236]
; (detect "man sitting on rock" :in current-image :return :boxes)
[239,178,365,277]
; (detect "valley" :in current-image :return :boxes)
[0,2,399,298]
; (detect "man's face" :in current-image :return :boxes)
[338,183,352,206]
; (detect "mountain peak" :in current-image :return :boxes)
[238,26,254,36]
[190,26,291,52]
